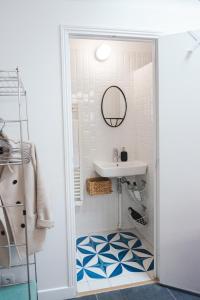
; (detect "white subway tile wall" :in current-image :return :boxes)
[133,63,154,244]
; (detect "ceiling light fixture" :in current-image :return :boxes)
[95,43,111,61]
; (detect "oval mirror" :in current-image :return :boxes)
[101,86,127,127]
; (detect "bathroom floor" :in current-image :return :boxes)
[76,231,154,293]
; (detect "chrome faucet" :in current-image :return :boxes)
[113,148,119,162]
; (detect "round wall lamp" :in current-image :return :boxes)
[95,43,111,61]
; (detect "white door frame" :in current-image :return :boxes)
[60,25,161,294]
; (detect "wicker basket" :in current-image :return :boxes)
[86,177,112,196]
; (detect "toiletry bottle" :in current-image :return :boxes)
[121,147,128,162]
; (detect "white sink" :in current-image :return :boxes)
[93,161,147,178]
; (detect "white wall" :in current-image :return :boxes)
[132,63,154,245]
[70,39,152,235]
[1,0,200,299]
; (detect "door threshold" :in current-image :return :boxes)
[77,279,159,297]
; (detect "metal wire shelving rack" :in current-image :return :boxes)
[0,68,37,300]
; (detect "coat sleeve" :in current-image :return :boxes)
[32,145,54,229]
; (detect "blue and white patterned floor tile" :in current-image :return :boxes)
[76,231,154,291]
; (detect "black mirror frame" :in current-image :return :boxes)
[101,86,127,128]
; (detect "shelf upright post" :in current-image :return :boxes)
[17,67,31,300]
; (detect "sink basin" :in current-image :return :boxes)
[93,161,147,178]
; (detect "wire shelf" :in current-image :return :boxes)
[0,204,24,208]
[0,244,26,249]
[0,280,31,288]
[0,70,26,96]
[0,68,37,299]
[135,215,148,226]
[0,262,36,270]
[128,207,148,226]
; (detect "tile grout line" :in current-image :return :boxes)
[167,288,177,300]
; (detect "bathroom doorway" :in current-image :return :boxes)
[61,28,158,296]
[68,35,157,294]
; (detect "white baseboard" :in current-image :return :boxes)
[38,286,76,300]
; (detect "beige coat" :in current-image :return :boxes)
[0,144,54,267]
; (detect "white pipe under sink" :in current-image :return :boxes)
[117,178,122,229]
[118,192,122,229]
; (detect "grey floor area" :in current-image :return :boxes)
[71,284,200,300]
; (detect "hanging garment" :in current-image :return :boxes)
[0,132,11,164]
[0,139,12,267]
[0,142,54,267]
[0,196,12,267]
